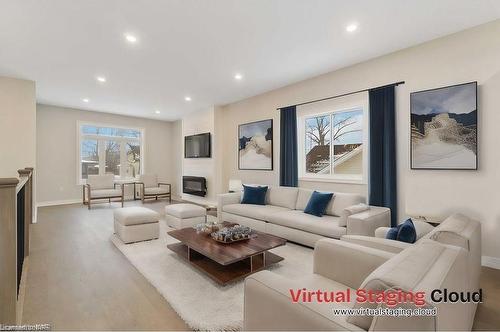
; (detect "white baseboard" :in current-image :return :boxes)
[37,199,81,207]
[37,195,169,208]
[482,256,500,269]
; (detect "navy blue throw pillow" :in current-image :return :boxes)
[397,218,417,243]
[241,185,268,205]
[385,218,417,243]
[385,226,399,240]
[304,191,334,217]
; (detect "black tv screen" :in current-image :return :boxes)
[184,133,211,158]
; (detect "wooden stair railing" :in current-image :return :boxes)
[0,167,34,325]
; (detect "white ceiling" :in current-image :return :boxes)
[1,0,499,121]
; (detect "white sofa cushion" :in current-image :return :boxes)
[412,218,435,240]
[295,188,316,211]
[145,187,170,195]
[266,186,299,209]
[114,207,160,226]
[268,210,346,239]
[223,203,289,222]
[88,174,114,190]
[140,174,158,188]
[91,188,122,198]
[375,226,391,238]
[166,203,206,219]
[327,192,365,217]
[341,235,411,253]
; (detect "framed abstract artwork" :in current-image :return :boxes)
[410,81,477,170]
[238,119,273,170]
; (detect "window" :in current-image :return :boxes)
[299,107,365,182]
[78,123,143,183]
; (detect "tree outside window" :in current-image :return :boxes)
[304,109,363,177]
[79,124,142,182]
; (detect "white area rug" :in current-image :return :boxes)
[111,220,313,331]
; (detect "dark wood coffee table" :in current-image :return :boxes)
[167,223,286,285]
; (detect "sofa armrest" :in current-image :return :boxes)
[313,239,393,289]
[217,192,241,222]
[244,271,359,331]
[346,206,390,236]
[340,235,409,254]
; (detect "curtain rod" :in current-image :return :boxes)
[277,81,405,110]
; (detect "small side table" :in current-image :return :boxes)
[205,205,217,217]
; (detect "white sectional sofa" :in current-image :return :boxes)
[244,213,482,331]
[218,186,390,247]
[341,213,482,327]
[245,238,473,331]
[341,213,481,288]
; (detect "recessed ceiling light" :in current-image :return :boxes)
[82,98,89,103]
[96,76,106,83]
[234,73,243,80]
[184,96,192,101]
[125,34,137,43]
[346,23,358,33]
[155,110,161,114]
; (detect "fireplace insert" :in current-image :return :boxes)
[182,176,207,197]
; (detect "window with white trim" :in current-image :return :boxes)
[298,107,366,183]
[79,124,143,183]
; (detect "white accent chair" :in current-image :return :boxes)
[83,174,123,210]
[136,174,171,203]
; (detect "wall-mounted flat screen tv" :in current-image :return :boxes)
[184,132,211,158]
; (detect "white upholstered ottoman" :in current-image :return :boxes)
[165,203,206,229]
[114,207,160,243]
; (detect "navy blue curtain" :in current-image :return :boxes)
[369,86,397,226]
[279,106,298,187]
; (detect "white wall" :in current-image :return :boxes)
[181,107,218,205]
[219,20,500,259]
[0,76,36,178]
[36,104,174,204]
[171,120,183,199]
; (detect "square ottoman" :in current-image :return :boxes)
[114,206,160,243]
[165,203,206,229]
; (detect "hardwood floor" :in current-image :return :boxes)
[22,200,188,331]
[22,201,500,330]
[473,267,500,330]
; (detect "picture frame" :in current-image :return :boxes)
[410,81,477,170]
[238,119,273,170]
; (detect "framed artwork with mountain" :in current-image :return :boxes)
[238,119,273,170]
[410,81,477,170]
